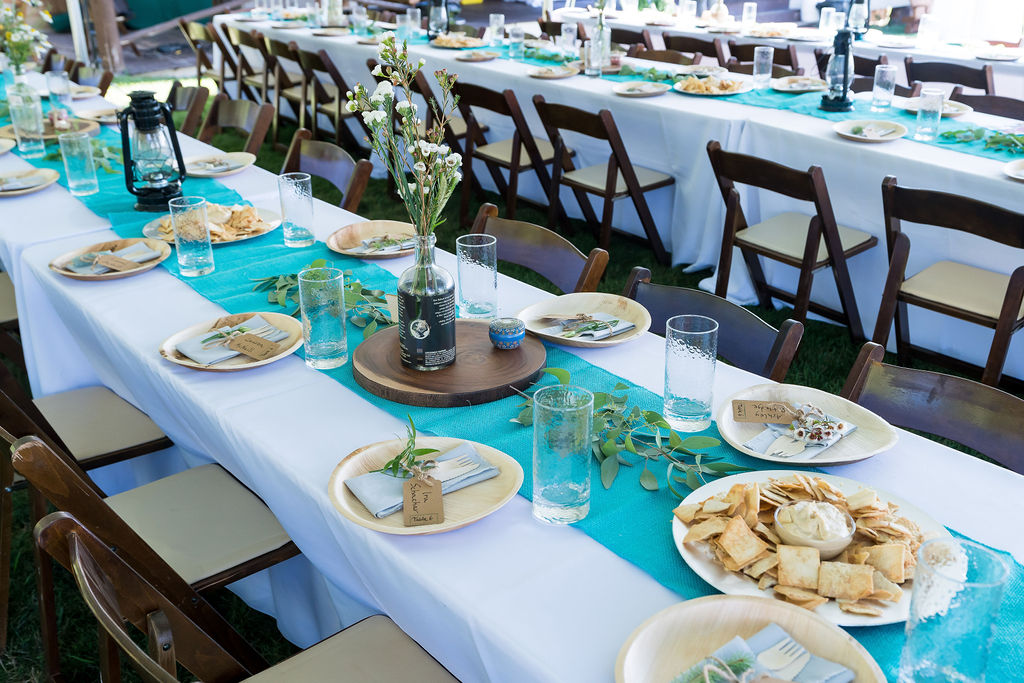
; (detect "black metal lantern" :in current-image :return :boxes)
[118,90,187,212]
[820,25,855,112]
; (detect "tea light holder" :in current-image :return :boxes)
[489,318,526,350]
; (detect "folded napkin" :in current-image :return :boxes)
[187,157,244,173]
[743,404,856,459]
[344,441,500,518]
[671,636,768,683]
[537,312,636,341]
[745,624,854,683]
[347,235,417,255]
[174,314,289,365]
[0,172,48,192]
[66,242,162,275]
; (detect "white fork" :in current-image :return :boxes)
[429,455,479,482]
[756,637,806,672]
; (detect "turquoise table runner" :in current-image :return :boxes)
[6,109,1024,680]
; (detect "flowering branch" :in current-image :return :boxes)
[1,0,52,71]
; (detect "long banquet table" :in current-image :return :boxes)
[3,80,1023,682]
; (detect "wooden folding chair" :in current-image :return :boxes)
[872,176,1024,387]
[662,32,727,65]
[262,37,307,147]
[842,343,1024,474]
[180,19,241,96]
[628,46,702,66]
[726,40,802,73]
[533,95,674,265]
[198,94,274,155]
[850,79,922,97]
[282,129,373,213]
[622,266,803,381]
[0,273,23,370]
[725,59,802,77]
[224,26,271,102]
[470,203,608,293]
[367,58,477,143]
[167,80,210,139]
[950,87,1024,119]
[706,140,876,341]
[68,63,114,97]
[290,48,370,152]
[904,56,995,94]
[580,25,654,51]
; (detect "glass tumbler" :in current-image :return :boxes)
[45,71,72,110]
[914,88,944,141]
[168,196,215,277]
[298,266,348,369]
[753,45,773,89]
[742,2,757,29]
[351,5,367,34]
[679,0,697,23]
[508,25,526,60]
[871,63,898,111]
[428,3,448,36]
[584,40,602,77]
[898,538,1010,683]
[278,172,315,247]
[58,131,99,197]
[455,233,497,319]
[560,23,578,57]
[489,12,505,47]
[8,86,44,158]
[533,385,594,525]
[818,6,835,33]
[396,13,412,41]
[916,13,940,49]
[664,314,718,432]
[407,7,421,34]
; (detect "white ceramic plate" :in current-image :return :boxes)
[1004,159,1024,182]
[788,29,826,42]
[143,206,281,244]
[517,292,651,348]
[900,97,973,117]
[833,119,907,143]
[613,81,672,97]
[771,76,827,93]
[716,383,898,465]
[527,65,579,79]
[974,49,1022,61]
[673,77,753,96]
[672,470,951,627]
[184,152,257,178]
[159,312,303,371]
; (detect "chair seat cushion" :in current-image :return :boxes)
[105,463,292,585]
[32,386,166,460]
[416,116,470,138]
[0,271,16,324]
[246,615,457,682]
[279,84,305,101]
[901,260,1024,322]
[562,163,674,196]
[242,70,302,88]
[475,137,556,168]
[735,212,874,265]
[317,98,353,118]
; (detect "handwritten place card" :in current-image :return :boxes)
[93,254,140,272]
[227,333,280,361]
[403,476,444,526]
[732,400,799,424]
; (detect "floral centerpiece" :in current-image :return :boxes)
[346,34,464,371]
[1,0,52,74]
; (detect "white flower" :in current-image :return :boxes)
[453,171,462,182]
[445,152,461,168]
[413,161,426,172]
[361,110,388,127]
[345,100,358,113]
[417,139,430,153]
[371,64,383,76]
[427,143,438,154]
[408,182,418,193]
[418,58,425,67]
[396,100,417,115]
[438,144,449,155]
[371,80,393,99]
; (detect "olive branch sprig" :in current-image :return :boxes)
[376,415,440,478]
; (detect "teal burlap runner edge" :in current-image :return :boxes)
[5,109,1022,680]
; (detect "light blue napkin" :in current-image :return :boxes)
[66,242,162,275]
[347,235,417,255]
[671,636,768,683]
[742,404,856,459]
[0,171,50,192]
[344,441,500,518]
[537,312,636,341]
[174,314,289,365]
[746,623,854,683]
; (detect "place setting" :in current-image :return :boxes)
[517,292,651,348]
[326,219,417,258]
[159,311,303,371]
[0,168,60,197]
[75,108,119,125]
[613,81,673,98]
[143,201,281,244]
[48,237,171,280]
[526,64,579,79]
[183,151,257,177]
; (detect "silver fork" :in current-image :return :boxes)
[756,637,808,674]
[429,455,479,482]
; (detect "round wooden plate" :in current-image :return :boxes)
[49,238,171,280]
[328,436,524,535]
[527,65,579,79]
[900,97,973,118]
[352,319,546,407]
[0,118,99,140]
[613,81,671,98]
[716,383,898,466]
[517,292,651,348]
[326,220,416,259]
[615,595,885,682]
[184,152,257,178]
[456,51,499,62]
[76,108,119,125]
[142,206,282,245]
[833,120,908,143]
[158,312,303,371]
[0,139,14,155]
[71,85,102,100]
[0,168,60,197]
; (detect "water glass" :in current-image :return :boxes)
[848,0,868,31]
[428,3,448,36]
[832,11,845,30]
[532,385,594,525]
[620,0,639,15]
[455,234,497,319]
[753,45,773,88]
[252,0,269,18]
[9,92,44,158]
[58,131,99,197]
[168,197,215,277]
[583,39,602,76]
[489,13,505,47]
[871,63,898,111]
[898,538,1010,683]
[298,266,348,369]
[351,5,367,34]
[664,315,717,432]
[914,88,944,141]
[818,6,835,33]
[916,13,940,49]
[508,26,525,60]
[407,7,421,34]
[270,0,284,19]
[45,71,72,110]
[742,2,757,29]
[560,23,578,56]
[679,0,697,23]
[278,172,315,247]
[396,13,412,41]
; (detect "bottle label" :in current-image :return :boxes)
[398,289,456,368]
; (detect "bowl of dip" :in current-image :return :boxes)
[774,500,854,559]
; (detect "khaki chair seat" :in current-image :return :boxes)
[32,386,166,460]
[900,260,1024,322]
[562,163,673,197]
[247,615,457,682]
[105,463,291,585]
[475,137,557,169]
[416,116,469,138]
[0,272,16,324]
[317,98,354,118]
[735,212,875,266]
[242,70,302,88]
[278,84,306,103]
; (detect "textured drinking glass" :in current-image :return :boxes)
[395,13,411,41]
[508,26,526,60]
[299,266,348,369]
[680,0,697,22]
[916,14,940,49]
[533,385,594,525]
[753,45,773,88]
[832,12,845,30]
[9,85,44,158]
[428,3,448,36]
[560,23,578,56]
[455,234,497,319]
[871,64,898,111]
[818,6,835,33]
[584,39,602,77]
[664,315,717,432]
[742,2,757,29]
[489,13,505,46]
[914,88,944,141]
[58,131,99,197]
[45,71,72,110]
[351,5,367,34]
[278,172,315,247]
[408,7,421,34]
[898,539,1010,683]
[169,197,215,277]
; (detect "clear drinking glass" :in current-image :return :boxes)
[871,63,898,111]
[489,13,505,46]
[753,45,773,88]
[818,6,835,33]
[832,11,845,30]
[45,71,72,110]
[508,25,526,60]
[351,5,367,34]
[8,82,45,158]
[679,0,697,23]
[278,172,315,247]
[584,39,602,76]
[533,385,594,525]
[428,3,448,35]
[455,234,497,319]
[408,7,421,34]
[168,196,215,277]
[664,314,717,432]
[914,88,944,141]
[848,1,868,31]
[298,266,348,369]
[916,13,940,49]
[560,23,578,57]
[58,131,99,196]
[742,2,757,29]
[898,538,1010,683]
[396,13,412,41]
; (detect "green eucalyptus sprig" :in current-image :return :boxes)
[618,64,678,83]
[940,126,1024,154]
[376,415,440,478]
[511,369,750,497]
[43,139,123,174]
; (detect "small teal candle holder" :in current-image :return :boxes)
[489,317,526,350]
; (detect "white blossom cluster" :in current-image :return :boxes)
[1,0,53,69]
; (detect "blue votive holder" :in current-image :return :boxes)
[489,317,526,350]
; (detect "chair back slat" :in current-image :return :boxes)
[729,41,799,67]
[663,33,724,63]
[725,59,800,78]
[282,128,372,213]
[629,47,699,66]
[168,81,210,138]
[453,81,513,116]
[904,57,995,94]
[850,78,921,97]
[813,49,887,79]
[199,94,274,155]
[949,88,1024,120]
[532,97,608,141]
[706,141,818,203]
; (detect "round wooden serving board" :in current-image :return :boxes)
[352,319,546,407]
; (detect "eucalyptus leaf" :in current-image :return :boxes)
[685,470,701,490]
[623,433,637,454]
[363,319,378,338]
[541,367,571,385]
[600,453,619,489]
[639,467,659,491]
[600,439,620,458]
[703,462,752,473]
[680,436,721,451]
